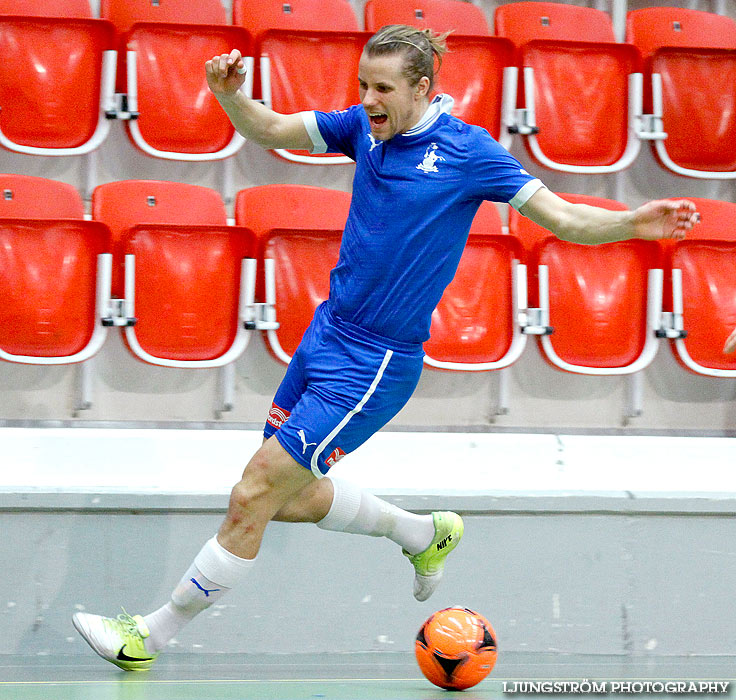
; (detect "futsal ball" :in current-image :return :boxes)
[415,607,498,691]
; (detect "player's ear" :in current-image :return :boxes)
[415,75,430,99]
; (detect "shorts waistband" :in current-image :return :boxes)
[322,303,424,355]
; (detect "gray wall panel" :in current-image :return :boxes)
[3,508,736,657]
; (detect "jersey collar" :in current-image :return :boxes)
[401,94,455,138]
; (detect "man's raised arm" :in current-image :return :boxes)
[205,49,313,151]
[519,187,700,245]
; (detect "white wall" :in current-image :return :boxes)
[1,0,735,432]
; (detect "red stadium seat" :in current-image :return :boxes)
[100,0,228,34]
[364,1,515,147]
[0,176,112,365]
[101,0,252,161]
[627,8,736,179]
[509,193,663,375]
[495,2,642,174]
[435,35,515,147]
[0,174,85,219]
[468,199,504,235]
[235,185,352,363]
[93,180,257,369]
[0,0,93,17]
[119,223,257,367]
[364,0,489,34]
[663,198,736,376]
[424,201,528,371]
[93,180,228,297]
[235,184,352,240]
[0,2,116,157]
[235,0,359,36]
[233,0,368,164]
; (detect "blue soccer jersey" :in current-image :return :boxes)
[267,95,545,476]
[301,94,545,344]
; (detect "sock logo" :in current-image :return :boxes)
[190,578,221,597]
[436,534,452,551]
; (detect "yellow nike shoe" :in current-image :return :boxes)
[72,609,158,671]
[403,511,464,601]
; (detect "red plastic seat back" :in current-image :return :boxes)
[236,184,352,238]
[425,203,523,365]
[101,0,227,35]
[510,193,660,369]
[233,0,363,158]
[0,0,92,17]
[235,185,352,361]
[649,49,736,172]
[627,8,736,62]
[123,24,252,154]
[0,219,109,358]
[668,198,736,372]
[123,224,255,362]
[257,28,368,159]
[523,40,639,167]
[264,228,342,358]
[627,9,736,174]
[364,0,489,35]
[495,2,615,46]
[496,3,637,168]
[469,200,504,235]
[0,17,114,150]
[234,0,359,38]
[102,0,249,155]
[93,180,227,297]
[433,36,513,138]
[0,175,85,218]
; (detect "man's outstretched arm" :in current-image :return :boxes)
[519,188,700,245]
[205,49,313,150]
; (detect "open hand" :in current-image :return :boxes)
[632,199,700,241]
[205,49,247,97]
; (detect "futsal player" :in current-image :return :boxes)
[72,25,701,670]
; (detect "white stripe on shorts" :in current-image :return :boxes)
[310,349,394,478]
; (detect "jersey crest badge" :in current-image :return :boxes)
[416,143,445,173]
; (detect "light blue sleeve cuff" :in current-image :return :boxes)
[509,179,546,212]
[300,111,328,154]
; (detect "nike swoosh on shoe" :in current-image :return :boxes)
[117,644,154,663]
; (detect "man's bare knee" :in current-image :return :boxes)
[219,441,314,557]
[231,439,315,516]
[272,477,334,523]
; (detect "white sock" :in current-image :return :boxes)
[143,535,254,653]
[316,477,435,555]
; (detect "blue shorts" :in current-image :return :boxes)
[263,302,425,477]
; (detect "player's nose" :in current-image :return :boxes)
[361,88,379,108]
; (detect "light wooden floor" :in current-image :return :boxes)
[1,652,734,700]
